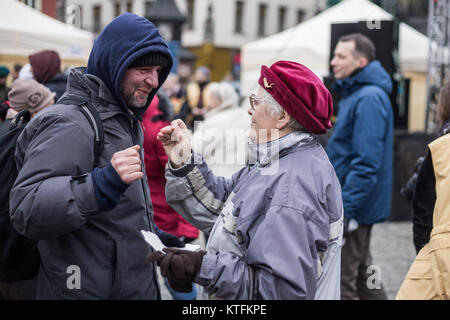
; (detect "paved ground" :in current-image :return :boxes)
[370,221,416,300]
[159,221,417,300]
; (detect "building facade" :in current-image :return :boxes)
[61,0,325,81]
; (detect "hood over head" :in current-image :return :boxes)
[86,13,173,118]
[29,50,61,84]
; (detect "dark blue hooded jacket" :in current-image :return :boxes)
[87,13,173,211]
[326,61,393,225]
[9,13,174,300]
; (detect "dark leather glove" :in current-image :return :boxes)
[148,248,206,292]
[155,227,185,248]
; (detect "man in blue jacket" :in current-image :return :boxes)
[10,13,180,299]
[326,33,393,300]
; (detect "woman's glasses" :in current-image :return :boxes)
[249,94,267,111]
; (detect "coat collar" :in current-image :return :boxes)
[247,131,315,167]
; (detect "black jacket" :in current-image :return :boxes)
[44,73,68,102]
[412,119,450,253]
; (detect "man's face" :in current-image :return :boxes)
[122,66,161,108]
[0,76,7,87]
[247,86,280,143]
[330,41,366,79]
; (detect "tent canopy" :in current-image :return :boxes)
[0,0,93,62]
[241,0,429,93]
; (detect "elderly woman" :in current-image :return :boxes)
[191,81,250,178]
[149,61,344,300]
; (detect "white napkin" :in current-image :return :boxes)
[141,230,200,253]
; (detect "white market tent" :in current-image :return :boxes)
[0,0,94,64]
[240,0,429,94]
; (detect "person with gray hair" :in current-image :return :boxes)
[255,84,305,132]
[191,81,250,178]
[149,61,343,300]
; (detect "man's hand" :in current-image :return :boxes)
[148,248,206,292]
[157,119,192,168]
[111,145,143,184]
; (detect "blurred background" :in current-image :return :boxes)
[3,0,448,300]
[1,0,446,226]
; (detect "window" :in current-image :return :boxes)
[297,9,305,24]
[126,1,132,12]
[257,4,267,36]
[144,1,154,16]
[278,6,287,32]
[93,5,102,33]
[234,1,244,34]
[204,4,213,41]
[187,0,195,30]
[56,0,66,22]
[114,1,121,17]
[78,5,83,29]
[24,0,36,9]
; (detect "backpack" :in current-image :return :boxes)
[0,97,104,282]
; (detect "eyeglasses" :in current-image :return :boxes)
[249,94,267,111]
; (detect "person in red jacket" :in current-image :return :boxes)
[143,92,199,300]
[143,93,199,241]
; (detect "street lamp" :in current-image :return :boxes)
[146,0,187,73]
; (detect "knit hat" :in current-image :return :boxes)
[0,66,10,77]
[129,52,170,69]
[258,60,333,134]
[8,79,55,114]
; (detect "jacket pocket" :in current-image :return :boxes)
[396,244,439,300]
[428,234,450,299]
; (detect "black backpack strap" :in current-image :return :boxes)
[57,96,104,167]
[10,110,31,129]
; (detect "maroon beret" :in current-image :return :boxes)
[258,60,333,134]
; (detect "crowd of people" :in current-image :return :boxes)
[0,12,449,301]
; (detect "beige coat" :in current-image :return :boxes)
[396,133,450,300]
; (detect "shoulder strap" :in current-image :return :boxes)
[10,110,31,129]
[57,96,104,167]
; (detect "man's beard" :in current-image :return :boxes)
[122,86,149,108]
[123,92,147,108]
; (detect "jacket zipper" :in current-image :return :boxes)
[131,116,161,299]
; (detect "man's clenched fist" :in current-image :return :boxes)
[111,145,143,184]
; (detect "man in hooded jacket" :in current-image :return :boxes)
[326,33,393,300]
[9,13,173,299]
